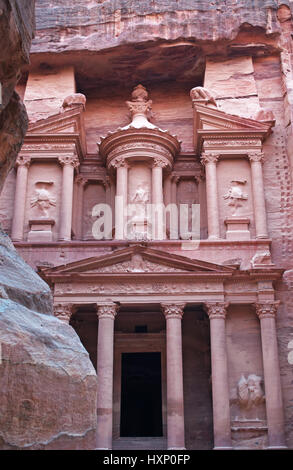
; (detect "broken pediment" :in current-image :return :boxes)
[40,245,236,281]
[191,97,273,154]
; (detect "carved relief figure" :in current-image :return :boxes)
[223,180,248,216]
[30,182,56,218]
[237,374,265,410]
[132,182,150,204]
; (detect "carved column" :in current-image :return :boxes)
[152,158,166,239]
[205,302,232,449]
[255,301,286,448]
[113,157,128,240]
[248,152,268,238]
[171,175,180,206]
[161,303,186,450]
[96,303,119,450]
[75,175,88,240]
[53,303,74,323]
[201,153,220,240]
[11,156,31,241]
[58,155,80,241]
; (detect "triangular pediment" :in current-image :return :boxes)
[193,103,273,153]
[41,245,236,279]
[28,106,84,135]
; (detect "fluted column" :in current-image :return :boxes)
[255,301,286,448]
[248,152,268,239]
[96,303,119,450]
[75,175,88,240]
[113,157,128,240]
[205,302,232,449]
[53,303,74,323]
[58,155,80,241]
[11,156,31,241]
[201,153,220,240]
[161,303,186,450]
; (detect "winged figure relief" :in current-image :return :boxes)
[237,374,265,410]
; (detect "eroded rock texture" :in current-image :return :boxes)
[0,1,97,450]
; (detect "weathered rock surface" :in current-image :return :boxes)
[0,298,97,450]
[33,0,290,53]
[0,0,35,192]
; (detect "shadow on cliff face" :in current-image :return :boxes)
[0,1,97,450]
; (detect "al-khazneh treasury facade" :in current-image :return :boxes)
[1,0,293,451]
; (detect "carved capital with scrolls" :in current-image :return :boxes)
[110,156,129,169]
[54,303,74,323]
[97,303,119,320]
[248,152,264,164]
[152,157,168,169]
[75,175,88,186]
[201,153,220,166]
[58,155,80,169]
[161,303,186,320]
[204,302,229,320]
[16,155,31,168]
[254,301,280,320]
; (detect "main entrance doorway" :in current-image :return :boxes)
[120,352,163,437]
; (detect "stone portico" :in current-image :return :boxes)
[39,245,286,450]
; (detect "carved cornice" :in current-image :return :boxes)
[161,303,186,319]
[54,303,74,323]
[204,302,229,320]
[248,152,265,164]
[201,153,220,165]
[16,155,31,168]
[254,301,280,319]
[58,155,80,169]
[97,303,119,319]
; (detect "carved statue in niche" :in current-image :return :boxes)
[30,182,56,218]
[237,374,265,410]
[132,182,150,204]
[223,180,248,216]
[127,181,151,240]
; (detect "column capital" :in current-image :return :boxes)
[255,301,280,319]
[75,174,88,186]
[204,302,229,320]
[161,303,186,319]
[58,154,80,169]
[248,152,264,163]
[171,174,180,184]
[152,157,168,169]
[16,155,31,168]
[96,303,119,320]
[54,303,74,323]
[201,152,220,166]
[110,156,129,169]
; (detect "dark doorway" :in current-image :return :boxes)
[120,352,163,437]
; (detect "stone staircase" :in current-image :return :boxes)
[112,437,167,450]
